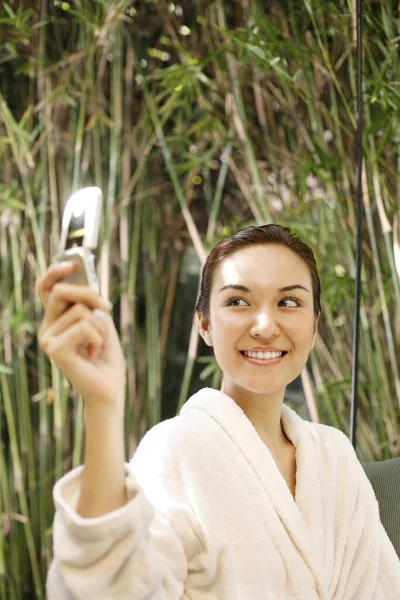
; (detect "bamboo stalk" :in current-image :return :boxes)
[215,0,270,223]
[0,446,7,598]
[142,81,207,264]
[160,253,181,371]
[206,129,234,243]
[1,373,43,598]
[120,40,138,456]
[362,164,400,408]
[143,196,162,426]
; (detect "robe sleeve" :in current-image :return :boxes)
[46,420,208,600]
[331,431,400,599]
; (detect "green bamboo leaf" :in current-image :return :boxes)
[380,6,392,38]
[2,3,16,19]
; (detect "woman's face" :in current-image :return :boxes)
[198,244,318,404]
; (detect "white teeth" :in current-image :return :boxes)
[244,350,284,360]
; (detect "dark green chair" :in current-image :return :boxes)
[363,457,400,558]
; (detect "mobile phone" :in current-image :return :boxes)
[54,187,102,291]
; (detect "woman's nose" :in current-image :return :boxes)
[250,312,280,337]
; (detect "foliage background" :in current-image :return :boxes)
[1,0,400,596]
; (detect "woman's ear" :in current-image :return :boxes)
[311,314,319,350]
[196,311,213,347]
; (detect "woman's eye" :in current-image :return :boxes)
[226,296,301,308]
[226,297,248,307]
[280,297,301,307]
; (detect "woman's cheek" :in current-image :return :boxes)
[226,310,249,324]
[219,312,240,328]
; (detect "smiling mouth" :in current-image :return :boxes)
[239,350,288,365]
[239,350,288,358]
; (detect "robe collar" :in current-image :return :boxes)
[181,387,327,596]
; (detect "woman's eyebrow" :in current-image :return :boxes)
[219,284,309,293]
[279,284,309,293]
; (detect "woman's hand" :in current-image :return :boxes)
[37,262,126,412]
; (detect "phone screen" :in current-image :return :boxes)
[65,209,85,250]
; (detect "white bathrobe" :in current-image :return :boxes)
[47,388,400,599]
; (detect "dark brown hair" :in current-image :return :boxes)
[196,224,321,320]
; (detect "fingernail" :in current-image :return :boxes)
[93,309,105,320]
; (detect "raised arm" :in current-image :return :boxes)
[37,263,206,598]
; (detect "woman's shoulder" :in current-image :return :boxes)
[283,402,354,454]
[307,419,351,443]
[132,415,184,460]
[130,408,207,473]
[304,418,360,464]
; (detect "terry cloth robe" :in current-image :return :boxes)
[47,388,400,599]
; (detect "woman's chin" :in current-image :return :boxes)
[221,376,287,399]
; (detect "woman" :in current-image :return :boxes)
[37,224,400,599]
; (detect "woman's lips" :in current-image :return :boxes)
[240,351,288,366]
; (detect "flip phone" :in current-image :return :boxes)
[54,187,102,291]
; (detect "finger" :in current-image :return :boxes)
[36,262,79,308]
[40,303,108,347]
[43,282,112,329]
[42,320,104,365]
